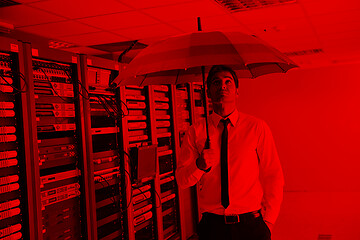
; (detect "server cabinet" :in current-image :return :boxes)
[151,85,180,240]
[173,83,198,239]
[0,34,208,240]
[173,82,211,239]
[0,37,31,240]
[21,43,89,240]
[80,55,125,240]
[119,85,158,240]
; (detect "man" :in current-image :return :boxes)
[175,65,284,240]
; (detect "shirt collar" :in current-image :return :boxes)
[211,108,239,127]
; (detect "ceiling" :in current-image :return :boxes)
[1,0,360,67]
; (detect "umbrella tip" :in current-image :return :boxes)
[197,17,202,31]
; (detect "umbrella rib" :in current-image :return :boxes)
[275,62,286,73]
[245,64,255,79]
[139,74,148,87]
[175,69,180,85]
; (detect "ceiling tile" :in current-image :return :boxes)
[112,24,181,41]
[116,0,197,9]
[310,9,360,25]
[320,30,360,46]
[300,0,360,16]
[325,43,360,54]
[269,36,321,53]
[316,21,360,36]
[77,11,159,30]
[29,0,132,19]
[0,5,65,27]
[17,21,100,38]
[1,0,358,68]
[247,18,314,42]
[310,10,360,35]
[168,14,251,33]
[141,0,223,22]
[57,31,129,46]
[200,14,249,32]
[232,3,305,25]
[325,44,360,64]
[321,32,360,63]
[164,19,201,33]
[289,52,332,68]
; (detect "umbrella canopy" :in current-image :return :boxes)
[112,30,298,148]
[112,31,297,87]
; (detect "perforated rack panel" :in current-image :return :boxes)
[125,86,151,149]
[88,65,124,240]
[175,84,191,145]
[152,85,180,239]
[0,51,27,240]
[132,182,155,240]
[32,58,83,240]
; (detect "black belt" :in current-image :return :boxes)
[203,210,261,224]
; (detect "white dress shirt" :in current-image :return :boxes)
[175,109,284,224]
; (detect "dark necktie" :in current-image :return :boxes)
[220,118,230,209]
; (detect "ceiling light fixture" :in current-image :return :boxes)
[215,0,297,12]
[0,21,14,33]
[49,40,77,49]
[0,0,20,8]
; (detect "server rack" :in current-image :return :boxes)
[173,83,198,239]
[119,85,158,240]
[151,85,180,240]
[80,55,125,240]
[173,82,211,239]
[22,43,89,240]
[0,34,205,240]
[0,37,31,240]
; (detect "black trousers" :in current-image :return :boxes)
[198,213,271,240]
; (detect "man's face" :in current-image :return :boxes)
[207,71,239,104]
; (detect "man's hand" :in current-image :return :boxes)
[196,147,219,172]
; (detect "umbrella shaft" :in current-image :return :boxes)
[201,66,210,149]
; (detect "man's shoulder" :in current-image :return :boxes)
[238,112,274,136]
[238,111,264,125]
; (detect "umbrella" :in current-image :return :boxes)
[112,24,298,147]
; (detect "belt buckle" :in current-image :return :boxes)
[224,214,240,224]
[253,211,260,218]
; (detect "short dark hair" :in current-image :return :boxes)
[206,65,239,89]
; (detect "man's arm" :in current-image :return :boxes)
[175,126,205,189]
[257,120,284,225]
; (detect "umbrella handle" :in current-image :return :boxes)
[205,137,210,149]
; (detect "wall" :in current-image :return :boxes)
[237,62,360,240]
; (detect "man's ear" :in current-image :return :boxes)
[206,88,211,99]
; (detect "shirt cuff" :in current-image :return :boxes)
[261,208,277,225]
[190,160,205,179]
